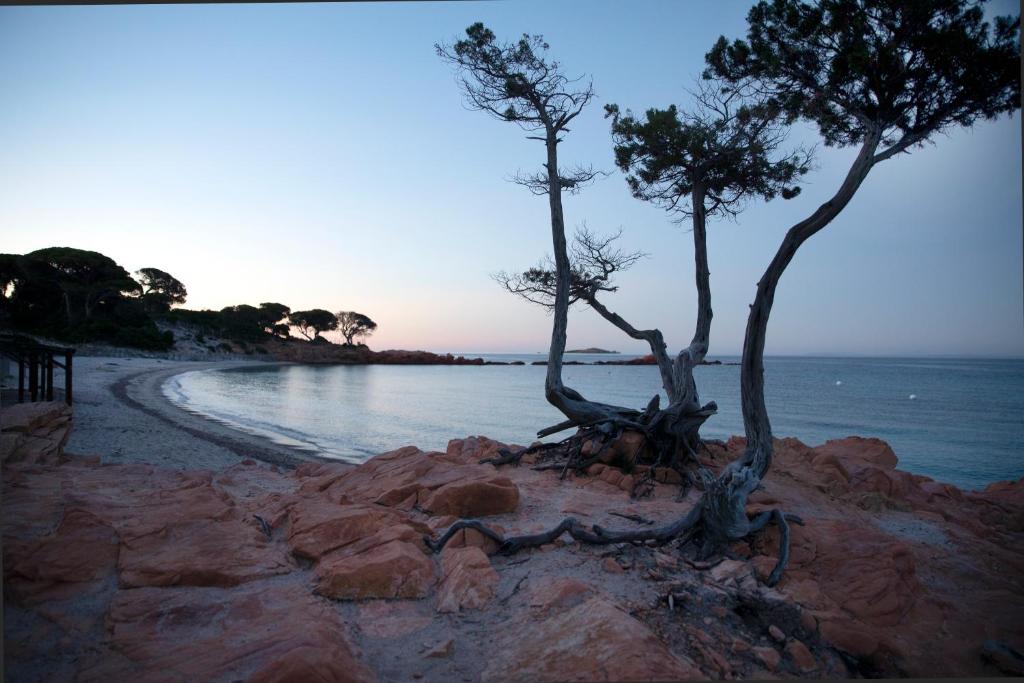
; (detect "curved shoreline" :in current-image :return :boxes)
[62,357,331,471]
[110,361,329,470]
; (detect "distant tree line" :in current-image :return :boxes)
[0,247,377,350]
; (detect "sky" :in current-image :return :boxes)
[0,0,1021,357]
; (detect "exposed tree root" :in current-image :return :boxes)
[425,502,803,587]
[483,398,717,487]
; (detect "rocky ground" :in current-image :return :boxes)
[3,400,1024,681]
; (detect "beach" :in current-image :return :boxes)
[65,356,321,470]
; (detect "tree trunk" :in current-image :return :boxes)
[737,129,881,477]
[543,127,570,405]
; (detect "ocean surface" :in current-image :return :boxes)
[164,354,1024,490]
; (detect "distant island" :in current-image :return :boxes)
[566,347,619,354]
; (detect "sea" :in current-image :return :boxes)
[163,354,1024,490]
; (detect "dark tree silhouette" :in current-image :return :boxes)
[429,1,1020,586]
[135,267,187,313]
[336,311,377,345]
[695,0,1021,556]
[257,302,291,336]
[290,309,338,342]
[498,80,810,466]
[26,247,140,324]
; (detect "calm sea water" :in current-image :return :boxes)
[164,354,1024,490]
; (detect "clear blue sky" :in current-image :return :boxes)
[1,1,1020,356]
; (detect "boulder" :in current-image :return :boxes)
[5,508,118,604]
[480,595,702,681]
[436,546,499,613]
[93,581,374,682]
[117,517,295,588]
[315,525,436,600]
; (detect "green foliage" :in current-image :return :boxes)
[606,81,811,218]
[336,311,378,345]
[436,22,592,136]
[289,309,339,341]
[135,267,187,314]
[257,302,291,336]
[219,305,265,343]
[704,0,1021,151]
[1,247,173,350]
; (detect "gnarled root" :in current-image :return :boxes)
[424,501,803,586]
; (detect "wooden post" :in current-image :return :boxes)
[46,354,54,401]
[65,351,73,405]
[18,356,25,403]
[28,352,38,402]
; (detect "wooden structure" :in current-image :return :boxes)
[0,334,75,405]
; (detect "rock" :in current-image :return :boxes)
[480,595,701,682]
[819,620,879,658]
[423,639,454,658]
[768,624,786,643]
[323,445,520,517]
[96,582,375,681]
[709,559,750,584]
[442,525,505,556]
[785,639,817,672]
[4,508,118,604]
[599,468,624,487]
[436,547,499,613]
[812,437,898,469]
[315,526,436,600]
[118,517,295,588]
[753,646,781,671]
[288,500,415,560]
[602,557,625,574]
[421,476,519,517]
[527,578,593,614]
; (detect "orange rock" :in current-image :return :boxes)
[118,517,295,588]
[602,557,625,574]
[421,476,519,517]
[288,500,414,560]
[527,577,594,614]
[314,527,435,600]
[5,508,118,604]
[480,595,701,682]
[600,468,624,487]
[785,639,817,672]
[99,581,375,682]
[819,620,879,658]
[752,646,780,671]
[436,546,499,613]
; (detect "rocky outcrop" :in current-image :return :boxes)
[4,423,1023,681]
[1,401,73,465]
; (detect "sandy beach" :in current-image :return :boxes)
[66,356,323,470]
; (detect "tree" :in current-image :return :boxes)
[499,81,810,462]
[219,305,265,342]
[135,267,187,314]
[257,302,291,337]
[693,0,1020,563]
[428,2,1020,587]
[438,23,617,430]
[290,309,338,342]
[25,247,140,324]
[336,311,377,345]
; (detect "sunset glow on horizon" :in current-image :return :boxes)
[2,1,1021,356]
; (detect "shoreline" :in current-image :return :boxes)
[65,356,329,471]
